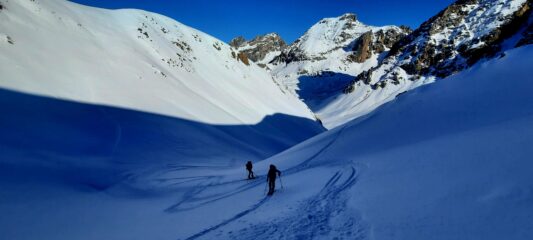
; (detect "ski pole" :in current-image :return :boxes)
[279,175,284,190]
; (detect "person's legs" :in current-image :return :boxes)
[269,179,276,193]
[248,170,252,179]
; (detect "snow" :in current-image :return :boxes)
[0,0,314,125]
[2,39,531,240]
[0,1,325,238]
[1,0,533,239]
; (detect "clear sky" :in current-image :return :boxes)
[69,0,455,44]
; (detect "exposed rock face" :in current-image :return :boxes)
[229,36,246,48]
[348,31,373,63]
[237,52,250,66]
[373,26,411,53]
[335,0,533,128]
[381,0,532,79]
[230,33,286,66]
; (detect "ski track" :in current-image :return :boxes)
[125,124,357,240]
[183,196,271,240]
[180,166,363,240]
[227,166,367,240]
[165,125,350,213]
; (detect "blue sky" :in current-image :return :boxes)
[70,0,455,43]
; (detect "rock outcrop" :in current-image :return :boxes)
[230,33,286,66]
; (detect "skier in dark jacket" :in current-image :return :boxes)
[266,164,281,195]
[246,161,255,179]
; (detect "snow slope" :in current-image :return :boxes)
[229,44,533,240]
[0,2,325,238]
[155,45,533,239]
[1,1,532,240]
[2,41,530,240]
[0,0,315,125]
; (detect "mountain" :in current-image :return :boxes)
[331,0,532,128]
[229,33,287,68]
[210,44,532,240]
[272,13,410,65]
[230,1,532,129]
[230,13,411,128]
[0,0,318,127]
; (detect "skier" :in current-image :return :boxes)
[246,161,255,179]
[266,164,281,195]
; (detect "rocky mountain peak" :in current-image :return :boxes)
[272,13,411,64]
[342,0,532,119]
[230,33,287,66]
[339,13,357,22]
[229,36,246,48]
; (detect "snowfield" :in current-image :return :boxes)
[0,0,314,125]
[1,0,532,240]
[1,37,532,240]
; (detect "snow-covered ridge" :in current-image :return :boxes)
[290,13,395,57]
[263,13,410,128]
[310,0,531,128]
[0,0,315,125]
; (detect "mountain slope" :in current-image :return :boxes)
[267,13,411,128]
[328,0,532,128]
[234,1,531,129]
[175,44,533,240]
[0,0,315,126]
[0,2,325,239]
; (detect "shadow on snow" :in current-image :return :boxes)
[0,88,324,191]
[296,71,354,112]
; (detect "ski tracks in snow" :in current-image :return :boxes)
[228,166,368,240]
[182,166,367,240]
[178,125,368,239]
